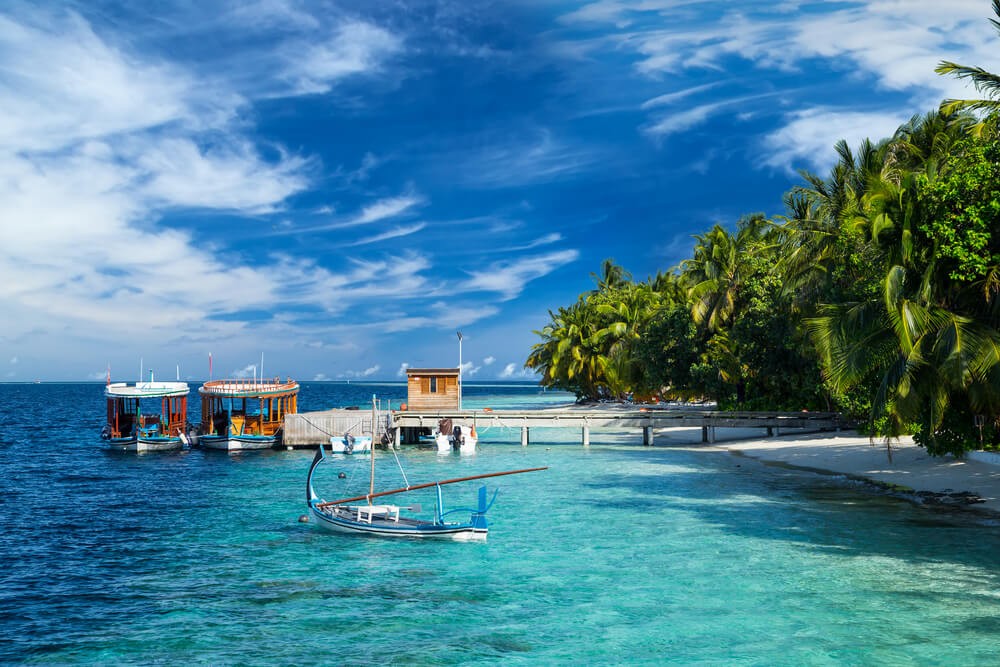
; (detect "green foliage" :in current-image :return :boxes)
[527,78,1000,458]
[917,136,1000,283]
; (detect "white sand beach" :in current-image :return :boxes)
[655,426,1000,514]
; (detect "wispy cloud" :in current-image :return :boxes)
[347,222,427,247]
[341,364,380,378]
[396,362,410,377]
[463,249,580,300]
[761,108,911,173]
[556,1,998,171]
[350,194,423,226]
[448,129,603,189]
[281,21,403,96]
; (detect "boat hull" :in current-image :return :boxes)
[328,436,372,454]
[105,436,184,453]
[199,434,277,451]
[435,434,477,453]
[309,505,487,541]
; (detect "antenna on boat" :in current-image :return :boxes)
[209,352,213,380]
[139,357,143,385]
[261,352,264,384]
[176,364,180,381]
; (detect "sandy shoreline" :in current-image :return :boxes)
[519,402,1000,514]
[652,426,1000,515]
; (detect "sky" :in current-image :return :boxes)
[1,0,998,382]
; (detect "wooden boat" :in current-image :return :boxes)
[102,379,190,452]
[306,399,546,540]
[198,377,299,451]
[434,418,477,453]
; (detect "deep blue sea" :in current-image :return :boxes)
[4,382,1000,665]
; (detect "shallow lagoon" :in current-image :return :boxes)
[3,383,1000,664]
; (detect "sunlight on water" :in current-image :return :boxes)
[3,383,1000,664]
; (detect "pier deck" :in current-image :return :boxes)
[392,408,845,446]
[283,407,846,447]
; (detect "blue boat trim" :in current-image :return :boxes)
[306,446,492,540]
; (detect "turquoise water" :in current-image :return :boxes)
[4,383,1000,664]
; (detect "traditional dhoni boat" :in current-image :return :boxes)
[306,399,546,540]
[102,377,190,452]
[198,377,299,451]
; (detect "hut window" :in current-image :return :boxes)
[430,377,438,393]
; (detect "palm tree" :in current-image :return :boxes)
[591,282,662,398]
[590,258,632,293]
[680,214,772,334]
[805,115,1000,452]
[936,0,1000,128]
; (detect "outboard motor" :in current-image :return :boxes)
[343,433,355,454]
[452,425,464,450]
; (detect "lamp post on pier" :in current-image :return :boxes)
[457,331,463,411]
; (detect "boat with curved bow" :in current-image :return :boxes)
[102,379,190,452]
[198,377,299,451]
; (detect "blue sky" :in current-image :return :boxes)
[1,0,996,382]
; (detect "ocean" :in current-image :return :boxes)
[3,382,1000,665]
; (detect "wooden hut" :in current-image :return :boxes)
[405,368,460,411]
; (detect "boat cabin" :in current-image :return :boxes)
[405,368,460,411]
[105,382,189,440]
[198,378,299,438]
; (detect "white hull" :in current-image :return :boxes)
[310,506,487,541]
[435,433,477,453]
[329,436,372,454]
[199,435,276,451]
[106,437,184,453]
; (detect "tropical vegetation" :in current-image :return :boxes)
[526,3,1000,456]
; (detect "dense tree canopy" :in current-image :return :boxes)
[526,5,1000,455]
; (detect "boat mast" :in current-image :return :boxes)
[368,395,377,500]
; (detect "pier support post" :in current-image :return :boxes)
[708,426,716,444]
[582,425,590,447]
[701,425,708,443]
[775,426,781,437]
[767,426,774,437]
[521,426,529,447]
[394,426,401,449]
[643,426,653,446]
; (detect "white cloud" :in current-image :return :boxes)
[0,11,198,153]
[351,194,423,225]
[396,362,410,377]
[342,364,380,378]
[450,129,603,189]
[232,364,257,379]
[557,1,999,171]
[348,222,427,246]
[483,356,495,365]
[762,108,911,173]
[284,21,403,95]
[463,250,580,300]
[134,138,310,212]
[500,363,517,378]
[313,373,330,381]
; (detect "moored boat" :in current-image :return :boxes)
[433,418,477,453]
[306,398,545,540]
[102,379,190,452]
[198,377,299,451]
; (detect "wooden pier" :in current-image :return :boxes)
[283,407,846,447]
